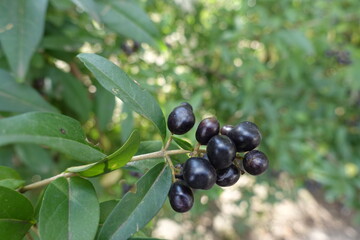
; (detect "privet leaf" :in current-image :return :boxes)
[66,130,140,177]
[77,53,166,140]
[39,177,100,240]
[0,186,34,240]
[0,166,24,189]
[98,163,172,240]
[0,0,48,81]
[0,112,105,162]
[172,136,194,151]
[0,69,58,113]
[94,83,116,132]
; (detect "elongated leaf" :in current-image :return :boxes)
[94,83,116,132]
[0,112,105,162]
[72,0,100,22]
[99,200,119,225]
[77,53,166,140]
[98,163,172,240]
[39,177,100,240]
[0,166,24,189]
[0,186,34,240]
[0,0,48,81]
[14,143,54,175]
[97,0,160,47]
[0,69,58,113]
[66,130,140,177]
[172,136,194,151]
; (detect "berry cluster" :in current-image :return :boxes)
[167,103,269,213]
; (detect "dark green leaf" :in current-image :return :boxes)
[0,112,105,162]
[66,130,140,177]
[0,69,58,113]
[72,0,100,22]
[97,0,161,47]
[172,136,194,151]
[98,163,172,240]
[14,144,54,175]
[0,0,48,81]
[39,177,100,240]
[77,53,166,140]
[121,104,134,142]
[0,166,24,189]
[99,200,119,225]
[94,83,116,132]
[0,186,34,240]
[0,146,13,167]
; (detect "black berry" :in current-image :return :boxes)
[228,121,261,152]
[220,125,233,136]
[216,164,240,187]
[196,117,220,145]
[180,102,193,111]
[167,103,195,135]
[207,135,236,170]
[168,181,194,212]
[183,157,217,190]
[243,150,268,175]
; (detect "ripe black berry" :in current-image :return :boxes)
[167,103,195,135]
[168,181,194,212]
[228,121,261,152]
[207,135,236,170]
[196,117,220,145]
[220,125,233,136]
[183,157,217,190]
[216,164,240,187]
[243,150,268,175]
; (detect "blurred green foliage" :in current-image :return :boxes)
[0,0,359,236]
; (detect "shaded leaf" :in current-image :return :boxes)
[99,200,119,225]
[172,136,194,151]
[0,112,105,162]
[0,186,34,240]
[0,0,48,81]
[98,163,172,240]
[39,177,100,240]
[72,0,100,22]
[0,69,58,113]
[94,83,116,132]
[66,130,140,177]
[77,53,166,140]
[0,166,24,189]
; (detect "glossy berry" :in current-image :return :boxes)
[183,157,217,190]
[220,125,233,136]
[168,181,194,212]
[216,164,241,187]
[180,102,193,111]
[167,103,195,135]
[207,135,236,170]
[243,150,268,175]
[196,117,220,145]
[228,121,261,152]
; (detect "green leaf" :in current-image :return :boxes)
[99,200,119,225]
[48,68,91,122]
[97,0,161,47]
[0,0,48,81]
[98,162,172,240]
[172,136,194,151]
[0,69,58,113]
[39,177,100,240]
[72,0,100,22]
[66,130,140,177]
[0,166,24,189]
[0,186,34,240]
[0,112,105,162]
[94,83,116,132]
[77,53,166,140]
[0,146,13,167]
[14,144,54,175]
[121,104,134,142]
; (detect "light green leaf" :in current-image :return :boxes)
[98,163,172,240]
[0,0,48,81]
[0,112,105,162]
[97,0,161,47]
[66,130,140,177]
[77,53,166,140]
[172,136,194,151]
[0,166,24,189]
[0,186,34,240]
[72,0,100,22]
[39,177,100,240]
[0,69,58,113]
